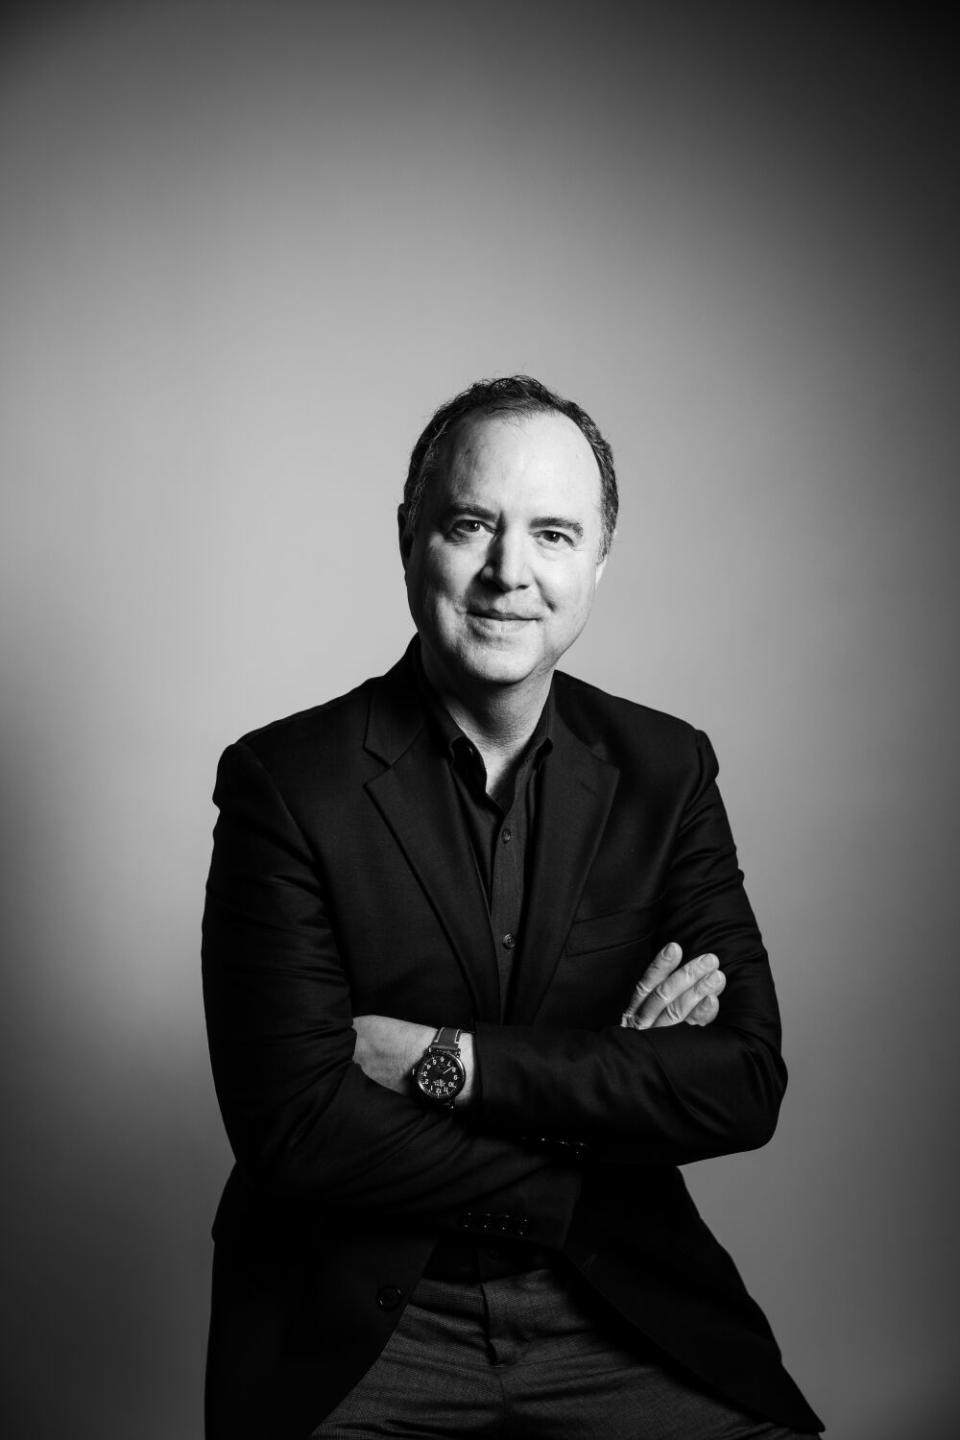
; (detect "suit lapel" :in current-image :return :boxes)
[509,712,620,1024]
[363,651,500,1020]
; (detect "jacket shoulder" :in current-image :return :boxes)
[553,672,720,805]
[238,679,372,751]
[222,676,379,801]
[554,670,700,757]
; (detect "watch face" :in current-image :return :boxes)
[416,1051,464,1102]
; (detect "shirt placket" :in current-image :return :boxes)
[489,799,523,1015]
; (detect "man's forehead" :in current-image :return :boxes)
[443,410,601,498]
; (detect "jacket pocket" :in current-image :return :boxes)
[564,903,659,956]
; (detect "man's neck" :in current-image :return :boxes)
[419,645,552,771]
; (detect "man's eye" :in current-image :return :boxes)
[540,530,571,546]
[449,519,486,537]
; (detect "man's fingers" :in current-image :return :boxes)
[652,965,725,1028]
[624,951,722,1029]
[685,993,721,1027]
[621,942,683,1023]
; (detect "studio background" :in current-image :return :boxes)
[2,4,957,1437]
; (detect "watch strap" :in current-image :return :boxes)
[430,1026,462,1053]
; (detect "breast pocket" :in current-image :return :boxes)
[564,902,659,957]
[542,904,661,1027]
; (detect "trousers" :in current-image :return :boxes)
[311,1268,819,1440]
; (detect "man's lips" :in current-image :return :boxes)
[467,609,539,622]
[464,611,540,641]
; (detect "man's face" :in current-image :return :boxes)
[400,410,607,698]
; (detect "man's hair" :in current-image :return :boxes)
[401,375,618,558]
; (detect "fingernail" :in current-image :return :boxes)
[700,953,718,971]
[705,972,722,989]
[664,942,679,960]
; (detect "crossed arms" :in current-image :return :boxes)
[352,941,729,1104]
[202,728,784,1240]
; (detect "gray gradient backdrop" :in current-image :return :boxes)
[2,3,957,1437]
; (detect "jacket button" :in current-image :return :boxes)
[376,1286,403,1311]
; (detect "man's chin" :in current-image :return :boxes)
[421,631,550,695]
[458,647,544,690]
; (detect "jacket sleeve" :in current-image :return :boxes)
[474,730,787,1167]
[201,740,579,1243]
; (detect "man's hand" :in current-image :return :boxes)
[352,1015,477,1105]
[620,942,725,1030]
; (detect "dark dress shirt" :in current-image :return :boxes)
[413,658,557,1279]
[413,656,554,1019]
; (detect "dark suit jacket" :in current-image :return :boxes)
[202,643,822,1438]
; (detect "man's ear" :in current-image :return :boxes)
[594,528,615,587]
[397,506,412,568]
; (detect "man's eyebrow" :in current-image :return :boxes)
[438,502,499,523]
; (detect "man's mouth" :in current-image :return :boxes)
[466,607,541,636]
[468,610,537,622]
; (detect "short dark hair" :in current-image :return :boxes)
[401,375,618,558]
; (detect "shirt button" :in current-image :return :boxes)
[502,933,516,949]
[501,828,512,843]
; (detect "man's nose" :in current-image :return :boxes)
[481,530,531,590]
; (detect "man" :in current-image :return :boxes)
[202,376,823,1439]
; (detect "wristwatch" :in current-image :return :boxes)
[411,1027,466,1109]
